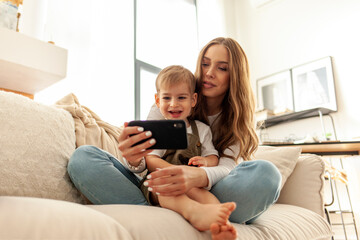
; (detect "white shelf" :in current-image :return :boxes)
[0,27,67,94]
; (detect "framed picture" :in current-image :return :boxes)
[256,70,294,114]
[292,57,337,112]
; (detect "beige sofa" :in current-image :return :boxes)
[0,91,333,240]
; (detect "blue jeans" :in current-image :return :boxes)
[67,145,281,224]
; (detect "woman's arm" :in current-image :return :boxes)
[200,157,236,190]
[201,145,240,189]
[144,166,209,196]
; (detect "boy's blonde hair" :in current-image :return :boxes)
[156,65,196,94]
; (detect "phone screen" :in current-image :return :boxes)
[128,120,188,149]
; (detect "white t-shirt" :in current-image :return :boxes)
[147,104,241,189]
[149,120,219,158]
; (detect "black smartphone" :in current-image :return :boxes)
[128,120,188,149]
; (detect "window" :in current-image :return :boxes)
[135,60,161,120]
[135,0,198,120]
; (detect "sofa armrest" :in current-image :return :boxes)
[277,154,326,218]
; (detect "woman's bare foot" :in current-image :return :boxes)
[210,222,237,240]
[187,202,236,231]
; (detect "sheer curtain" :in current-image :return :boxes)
[35,0,134,126]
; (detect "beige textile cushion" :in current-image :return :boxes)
[90,204,208,239]
[0,91,83,203]
[55,93,124,164]
[0,196,132,240]
[278,154,326,217]
[89,204,332,240]
[253,145,301,189]
[247,204,332,240]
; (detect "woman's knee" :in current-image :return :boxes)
[68,145,99,176]
[251,160,281,197]
[233,160,281,195]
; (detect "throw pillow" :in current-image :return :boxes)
[0,91,84,203]
[253,145,302,189]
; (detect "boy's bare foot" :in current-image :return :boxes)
[210,222,237,240]
[187,202,236,231]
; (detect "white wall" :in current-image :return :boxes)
[224,0,360,230]
[196,0,230,48]
[229,0,360,141]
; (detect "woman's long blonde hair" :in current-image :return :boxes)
[192,37,258,161]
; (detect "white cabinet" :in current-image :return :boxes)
[0,27,67,98]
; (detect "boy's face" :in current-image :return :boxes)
[155,82,197,123]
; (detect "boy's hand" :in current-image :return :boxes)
[188,156,208,167]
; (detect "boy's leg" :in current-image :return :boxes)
[187,187,220,204]
[67,145,149,205]
[157,192,236,231]
[210,222,237,240]
[185,188,237,239]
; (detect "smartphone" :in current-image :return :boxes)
[128,120,188,149]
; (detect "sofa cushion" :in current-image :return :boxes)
[277,154,326,217]
[0,196,132,240]
[88,204,332,240]
[253,145,301,189]
[0,91,83,203]
[248,204,332,240]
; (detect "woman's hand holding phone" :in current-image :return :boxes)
[117,122,155,166]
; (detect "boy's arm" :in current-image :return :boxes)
[145,155,173,172]
[205,155,219,167]
[188,155,219,167]
[194,121,218,167]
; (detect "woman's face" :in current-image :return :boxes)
[201,44,230,104]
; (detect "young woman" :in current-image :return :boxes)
[68,37,281,240]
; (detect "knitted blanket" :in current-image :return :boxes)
[55,93,125,165]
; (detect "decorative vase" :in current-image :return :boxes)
[0,0,21,31]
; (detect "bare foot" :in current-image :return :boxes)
[210,222,237,240]
[187,202,236,231]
